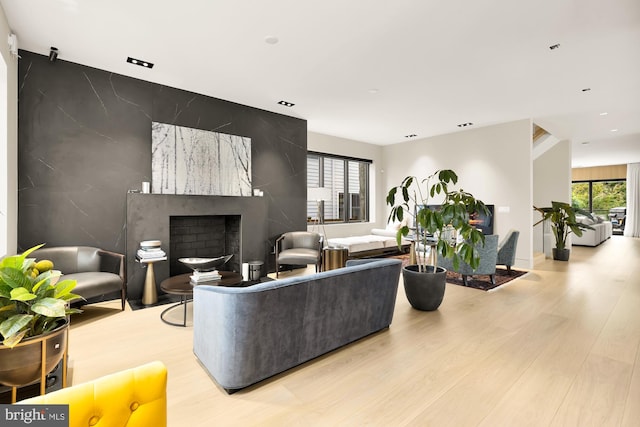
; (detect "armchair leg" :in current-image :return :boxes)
[462,275,469,286]
[490,275,495,285]
[506,265,512,274]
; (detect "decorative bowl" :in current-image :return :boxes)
[140,240,161,249]
[178,255,233,272]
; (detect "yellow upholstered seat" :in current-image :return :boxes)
[18,361,167,427]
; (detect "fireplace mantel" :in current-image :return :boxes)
[126,193,268,302]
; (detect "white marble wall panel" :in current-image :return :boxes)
[152,122,251,196]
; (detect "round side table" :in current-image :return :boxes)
[323,246,349,271]
[159,271,243,327]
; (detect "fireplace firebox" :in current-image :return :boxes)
[169,215,241,275]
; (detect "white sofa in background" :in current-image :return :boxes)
[326,219,410,257]
[572,215,612,247]
[326,234,409,258]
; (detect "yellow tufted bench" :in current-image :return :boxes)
[18,361,167,427]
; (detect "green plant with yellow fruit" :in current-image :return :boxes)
[0,244,82,348]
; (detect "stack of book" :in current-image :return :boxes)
[190,270,221,284]
[136,241,167,262]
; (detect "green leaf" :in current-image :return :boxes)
[0,313,33,340]
[10,287,37,302]
[0,284,12,299]
[0,244,45,270]
[0,267,32,290]
[31,298,67,318]
[0,303,17,313]
[58,292,83,303]
[401,186,409,202]
[53,279,77,299]
[2,329,28,348]
[31,274,54,293]
[386,187,397,206]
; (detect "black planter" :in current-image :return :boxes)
[402,264,447,311]
[552,248,571,261]
[0,321,68,387]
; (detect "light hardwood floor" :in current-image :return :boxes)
[67,236,640,426]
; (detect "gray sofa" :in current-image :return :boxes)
[32,246,126,310]
[193,258,402,392]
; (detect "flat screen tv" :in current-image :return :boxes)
[418,204,494,235]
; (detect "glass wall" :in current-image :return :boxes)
[572,179,626,226]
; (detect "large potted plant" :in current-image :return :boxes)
[533,201,594,261]
[0,244,81,388]
[387,169,490,310]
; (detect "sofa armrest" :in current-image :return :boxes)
[98,249,126,282]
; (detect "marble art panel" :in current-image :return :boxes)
[151,122,251,196]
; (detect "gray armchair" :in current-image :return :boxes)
[438,234,499,286]
[496,230,520,273]
[275,232,322,277]
[32,246,126,310]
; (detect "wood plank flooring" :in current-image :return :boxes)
[66,236,640,426]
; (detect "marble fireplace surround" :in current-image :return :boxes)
[126,193,268,302]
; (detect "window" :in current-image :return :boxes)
[571,179,626,217]
[307,153,370,224]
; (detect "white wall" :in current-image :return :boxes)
[533,139,572,256]
[0,5,17,257]
[307,132,385,239]
[382,120,533,268]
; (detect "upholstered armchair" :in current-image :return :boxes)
[496,230,520,273]
[19,361,167,427]
[438,234,499,286]
[32,246,127,310]
[275,231,322,277]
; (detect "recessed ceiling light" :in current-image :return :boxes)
[265,36,279,45]
[277,100,295,107]
[599,112,608,116]
[457,122,474,128]
[405,134,417,138]
[127,57,154,68]
[581,88,591,92]
[611,129,618,132]
[368,89,379,94]
[549,43,561,50]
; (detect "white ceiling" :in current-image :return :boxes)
[2,0,639,167]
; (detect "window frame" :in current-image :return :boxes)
[307,151,371,225]
[571,178,626,216]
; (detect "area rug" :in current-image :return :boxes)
[387,253,527,291]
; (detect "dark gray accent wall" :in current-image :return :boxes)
[17,51,307,275]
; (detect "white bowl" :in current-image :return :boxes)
[140,240,161,248]
[179,255,233,272]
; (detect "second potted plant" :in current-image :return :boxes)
[387,169,490,310]
[533,201,594,261]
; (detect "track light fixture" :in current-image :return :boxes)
[49,46,58,62]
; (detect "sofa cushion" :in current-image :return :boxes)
[63,272,123,300]
[277,248,320,265]
[327,235,388,253]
